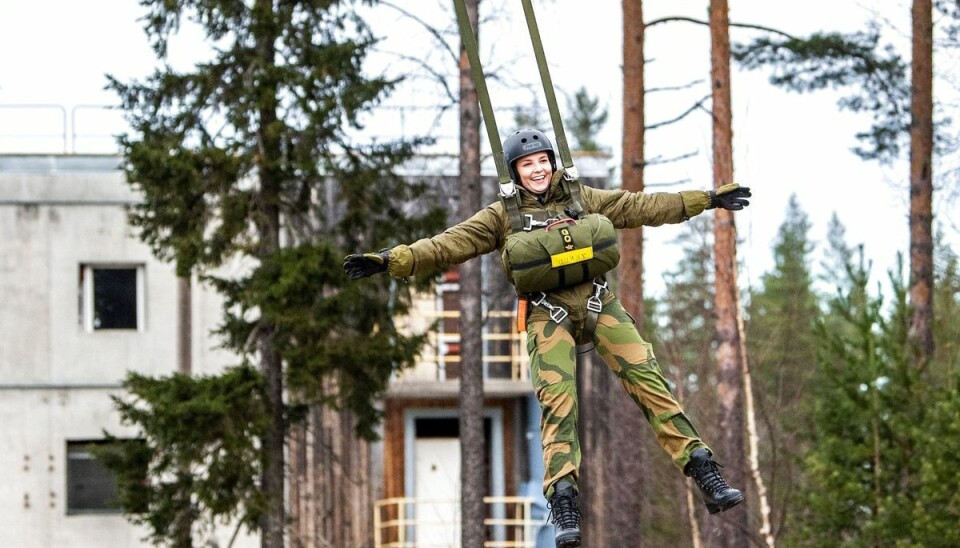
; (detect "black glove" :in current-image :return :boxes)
[343,249,390,280]
[709,183,752,210]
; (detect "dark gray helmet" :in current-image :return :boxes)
[503,128,556,182]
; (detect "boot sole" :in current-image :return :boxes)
[706,492,745,515]
[556,531,582,547]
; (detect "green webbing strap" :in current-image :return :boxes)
[520,0,572,172]
[519,0,584,218]
[452,0,525,231]
[451,1,510,188]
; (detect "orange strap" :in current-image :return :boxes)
[516,297,529,333]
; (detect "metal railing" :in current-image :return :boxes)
[400,309,530,383]
[0,104,126,154]
[373,496,538,548]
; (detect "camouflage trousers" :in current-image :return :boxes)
[527,298,708,497]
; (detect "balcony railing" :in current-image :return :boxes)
[373,496,538,548]
[398,309,530,384]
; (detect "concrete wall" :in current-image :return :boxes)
[0,155,254,547]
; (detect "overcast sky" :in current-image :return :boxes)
[1,0,955,299]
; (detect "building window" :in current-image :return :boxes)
[66,441,124,514]
[79,265,144,331]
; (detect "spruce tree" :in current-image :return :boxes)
[104,1,444,546]
[745,194,819,537]
[566,87,608,152]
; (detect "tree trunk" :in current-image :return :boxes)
[175,274,193,548]
[909,0,934,366]
[607,0,649,545]
[289,400,373,548]
[578,351,611,546]
[253,1,285,545]
[459,0,486,546]
[708,1,748,546]
[177,275,192,376]
[738,299,775,547]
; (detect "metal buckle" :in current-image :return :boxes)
[563,166,580,181]
[523,215,559,232]
[586,296,603,314]
[549,305,569,324]
[530,292,548,307]
[499,181,516,198]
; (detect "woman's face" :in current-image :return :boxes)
[516,152,553,195]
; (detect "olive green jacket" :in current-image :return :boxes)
[388,171,711,327]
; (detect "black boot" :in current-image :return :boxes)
[548,480,581,547]
[684,448,744,514]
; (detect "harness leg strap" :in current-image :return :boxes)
[531,279,609,342]
[583,278,608,341]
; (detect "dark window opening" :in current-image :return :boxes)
[93,268,137,329]
[66,440,124,514]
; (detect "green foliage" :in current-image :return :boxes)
[654,216,716,425]
[98,367,269,545]
[565,87,608,152]
[791,240,960,546]
[745,195,819,536]
[795,250,907,545]
[105,0,447,543]
[512,97,546,131]
[732,27,909,162]
[207,242,428,439]
[933,230,960,387]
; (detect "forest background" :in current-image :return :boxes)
[1,0,959,547]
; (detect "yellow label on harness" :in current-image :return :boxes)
[551,246,594,268]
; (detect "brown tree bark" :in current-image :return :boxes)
[289,401,373,548]
[458,0,486,545]
[605,0,650,545]
[175,275,193,548]
[708,1,749,546]
[909,0,934,367]
[577,353,610,546]
[177,276,192,376]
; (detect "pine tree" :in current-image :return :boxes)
[933,231,960,386]
[104,2,445,546]
[732,27,910,163]
[792,241,957,546]
[765,220,960,547]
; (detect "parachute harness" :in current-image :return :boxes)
[452,0,608,340]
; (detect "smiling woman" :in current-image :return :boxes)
[515,152,553,195]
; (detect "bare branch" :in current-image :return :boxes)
[646,95,711,130]
[372,48,458,104]
[645,150,699,167]
[380,1,460,66]
[647,79,706,94]
[644,15,797,40]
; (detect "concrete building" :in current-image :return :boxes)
[0,154,256,547]
[0,151,611,547]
